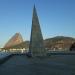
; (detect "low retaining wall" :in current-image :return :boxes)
[0,54,13,65]
[47,51,75,56]
[0,53,26,65]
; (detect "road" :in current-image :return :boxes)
[0,55,75,75]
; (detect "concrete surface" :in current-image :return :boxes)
[0,55,75,75]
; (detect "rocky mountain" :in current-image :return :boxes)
[44,36,75,51]
[4,33,23,48]
[4,36,75,51]
[5,41,29,49]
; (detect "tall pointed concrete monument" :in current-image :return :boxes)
[29,5,46,57]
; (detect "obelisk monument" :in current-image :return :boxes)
[29,5,46,57]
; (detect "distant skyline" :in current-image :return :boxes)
[0,0,75,48]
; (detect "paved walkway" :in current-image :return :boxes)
[0,55,75,75]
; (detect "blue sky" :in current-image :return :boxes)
[0,0,75,48]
